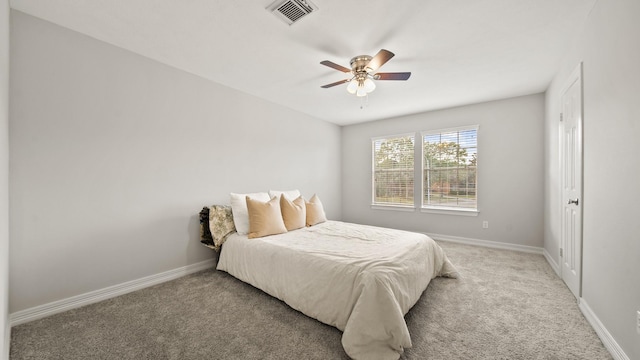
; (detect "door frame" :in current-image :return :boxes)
[558,62,584,299]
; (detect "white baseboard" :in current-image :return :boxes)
[427,233,543,255]
[10,258,215,327]
[579,299,630,360]
[542,247,561,275]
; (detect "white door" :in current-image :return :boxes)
[560,63,583,300]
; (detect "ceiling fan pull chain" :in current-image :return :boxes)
[360,94,368,110]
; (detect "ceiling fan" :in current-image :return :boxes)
[320,49,411,97]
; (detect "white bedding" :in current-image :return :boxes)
[216,221,458,360]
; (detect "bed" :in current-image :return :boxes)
[201,202,458,360]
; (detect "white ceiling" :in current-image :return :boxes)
[10,0,596,126]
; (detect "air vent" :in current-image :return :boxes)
[268,0,318,25]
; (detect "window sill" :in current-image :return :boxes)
[370,204,478,216]
[420,207,479,216]
[370,204,416,212]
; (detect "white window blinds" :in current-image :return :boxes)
[372,134,415,206]
[423,127,477,210]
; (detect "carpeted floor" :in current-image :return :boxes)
[10,241,612,360]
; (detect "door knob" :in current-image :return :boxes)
[568,199,579,205]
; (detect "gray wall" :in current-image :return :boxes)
[544,0,640,358]
[9,11,341,313]
[1,0,9,357]
[342,94,544,248]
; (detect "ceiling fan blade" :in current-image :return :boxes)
[320,60,351,73]
[374,72,412,81]
[321,79,350,88]
[366,49,395,71]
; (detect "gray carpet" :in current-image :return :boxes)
[10,242,612,360]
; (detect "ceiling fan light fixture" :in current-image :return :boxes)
[363,78,376,93]
[356,85,367,97]
[346,79,358,94]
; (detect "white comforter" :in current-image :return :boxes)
[216,221,458,360]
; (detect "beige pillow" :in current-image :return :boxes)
[305,194,327,226]
[230,192,270,235]
[280,195,306,231]
[246,196,288,239]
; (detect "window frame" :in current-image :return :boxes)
[370,132,416,210]
[421,125,479,216]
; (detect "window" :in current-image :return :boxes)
[422,126,478,211]
[372,134,415,207]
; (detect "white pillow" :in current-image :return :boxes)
[230,192,270,235]
[268,189,301,200]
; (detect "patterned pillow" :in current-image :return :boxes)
[208,205,237,251]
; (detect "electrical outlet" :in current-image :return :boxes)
[637,310,640,335]
[482,221,489,229]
